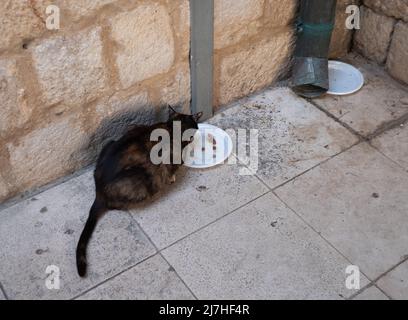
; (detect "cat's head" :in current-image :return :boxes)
[167,106,203,131]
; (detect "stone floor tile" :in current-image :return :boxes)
[163,193,368,299]
[211,87,358,188]
[77,254,194,300]
[131,165,269,249]
[353,286,389,300]
[0,171,156,299]
[377,261,408,300]
[371,124,408,171]
[276,143,408,279]
[314,54,408,137]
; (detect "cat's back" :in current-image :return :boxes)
[94,122,168,183]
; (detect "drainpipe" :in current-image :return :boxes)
[291,0,337,98]
[190,0,214,121]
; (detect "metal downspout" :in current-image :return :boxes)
[291,0,338,98]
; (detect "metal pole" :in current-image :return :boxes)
[190,0,214,120]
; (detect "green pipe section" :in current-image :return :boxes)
[291,0,337,98]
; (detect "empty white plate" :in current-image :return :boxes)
[327,60,364,95]
[183,123,233,169]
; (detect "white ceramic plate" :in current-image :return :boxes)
[183,123,233,169]
[327,60,364,95]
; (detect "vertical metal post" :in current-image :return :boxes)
[190,0,214,120]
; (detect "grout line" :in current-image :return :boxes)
[158,251,199,300]
[306,93,408,143]
[268,141,360,193]
[347,254,408,301]
[0,282,9,300]
[126,212,199,300]
[346,282,392,301]
[306,98,365,141]
[71,252,158,300]
[272,190,373,284]
[346,282,376,300]
[0,164,95,213]
[369,141,408,174]
[372,254,408,284]
[373,284,393,300]
[366,113,408,141]
[155,190,272,253]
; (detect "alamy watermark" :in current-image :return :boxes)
[345,5,361,30]
[149,121,259,175]
[40,3,361,32]
[345,265,360,290]
[45,265,60,290]
[45,5,60,30]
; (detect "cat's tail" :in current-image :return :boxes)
[76,197,106,277]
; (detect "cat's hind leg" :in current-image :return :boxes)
[104,167,159,207]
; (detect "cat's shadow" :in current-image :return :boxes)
[86,107,165,164]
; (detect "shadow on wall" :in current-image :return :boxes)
[72,105,177,168]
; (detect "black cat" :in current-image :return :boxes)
[76,107,202,277]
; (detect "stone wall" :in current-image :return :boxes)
[0,0,190,203]
[0,0,353,203]
[354,0,408,85]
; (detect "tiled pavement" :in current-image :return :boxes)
[1,56,408,300]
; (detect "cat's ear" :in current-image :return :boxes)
[192,112,203,122]
[168,105,178,119]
